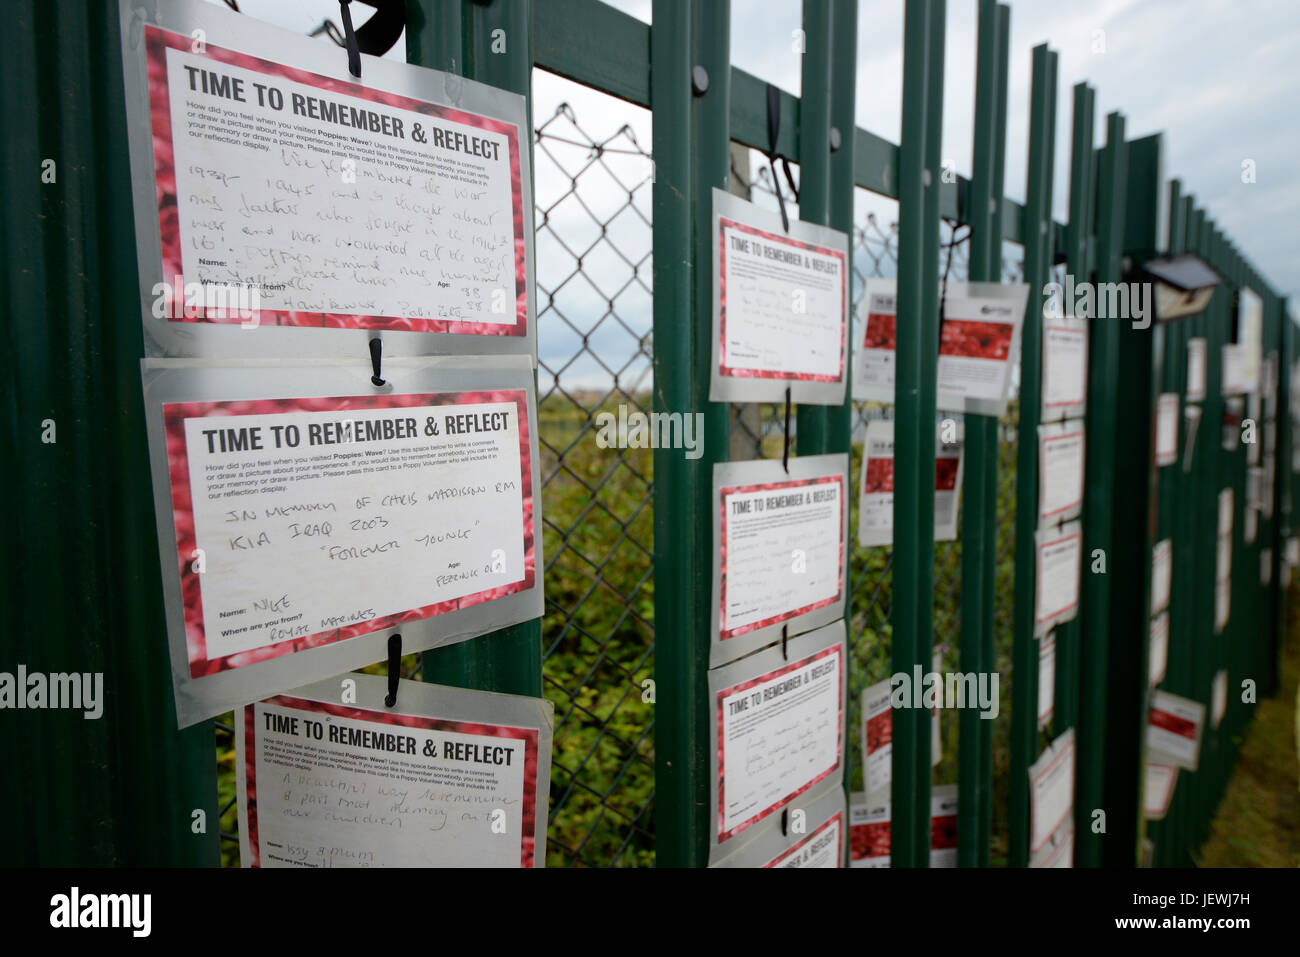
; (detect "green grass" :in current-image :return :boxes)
[1197,586,1300,867]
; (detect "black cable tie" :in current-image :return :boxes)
[781,623,789,661]
[369,337,384,386]
[339,0,362,79]
[765,83,791,233]
[782,384,792,474]
[384,633,401,707]
[781,806,789,836]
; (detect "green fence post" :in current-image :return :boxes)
[1092,132,1164,867]
[1074,110,1127,867]
[794,0,833,456]
[408,0,542,698]
[0,0,218,866]
[978,3,1011,861]
[652,0,733,869]
[959,0,1009,868]
[1008,42,1057,868]
[892,0,943,867]
[1054,82,1096,747]
[825,0,858,464]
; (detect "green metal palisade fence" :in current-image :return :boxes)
[0,0,1292,868]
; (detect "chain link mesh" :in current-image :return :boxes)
[212,89,1030,870]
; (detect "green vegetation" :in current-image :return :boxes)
[215,394,1026,867]
[1197,586,1300,867]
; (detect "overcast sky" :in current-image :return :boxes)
[206,0,1297,389]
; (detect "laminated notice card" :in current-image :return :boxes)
[709,785,845,868]
[1143,763,1177,821]
[1151,539,1172,616]
[860,677,941,800]
[1147,690,1205,772]
[1211,669,1228,730]
[120,0,534,360]
[1037,632,1056,730]
[1037,422,1084,527]
[858,419,963,546]
[1155,394,1180,467]
[848,794,890,867]
[929,785,959,868]
[710,189,849,405]
[1028,728,1075,856]
[711,454,848,666]
[935,281,1029,418]
[846,789,958,868]
[141,357,542,727]
[1148,611,1169,687]
[1186,338,1207,402]
[236,673,552,867]
[1034,521,1082,636]
[708,622,846,854]
[852,279,897,403]
[1041,316,1088,422]
[1029,820,1074,868]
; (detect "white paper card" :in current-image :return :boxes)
[848,794,890,867]
[1148,611,1168,687]
[935,281,1030,417]
[1041,317,1088,422]
[711,454,849,666]
[857,419,963,547]
[710,189,849,404]
[708,622,846,850]
[140,357,543,727]
[1037,422,1084,527]
[1029,728,1075,855]
[236,673,552,867]
[1147,690,1205,772]
[1037,632,1056,729]
[1034,522,1082,635]
[1151,539,1172,616]
[1155,393,1179,466]
[1211,670,1228,730]
[852,279,898,403]
[1143,763,1177,821]
[121,2,535,359]
[1185,338,1207,402]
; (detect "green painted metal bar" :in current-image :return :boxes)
[1149,177,1184,869]
[409,0,478,691]
[1,0,218,866]
[891,0,940,867]
[650,0,699,868]
[1098,133,1164,866]
[1075,110,1127,867]
[1008,42,1056,868]
[914,0,946,866]
[795,0,834,457]
[530,0,1054,243]
[958,0,1007,868]
[1191,215,1224,857]
[1055,82,1095,745]
[825,0,859,463]
[654,0,733,869]
[978,3,1010,862]
[413,0,542,698]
